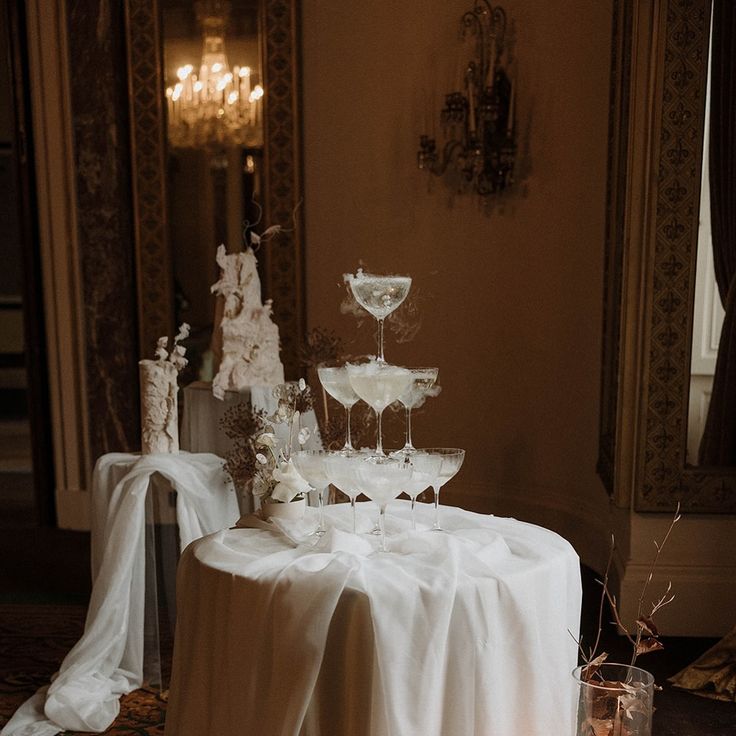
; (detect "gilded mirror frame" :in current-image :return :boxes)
[124,0,304,379]
[599,0,736,513]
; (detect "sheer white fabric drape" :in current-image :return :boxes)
[1,452,239,736]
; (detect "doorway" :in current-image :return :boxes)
[0,1,53,529]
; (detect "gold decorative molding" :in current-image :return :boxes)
[637,0,736,511]
[125,0,174,355]
[600,0,736,513]
[124,0,304,377]
[261,0,305,380]
[598,0,633,494]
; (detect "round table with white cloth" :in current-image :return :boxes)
[165,501,582,736]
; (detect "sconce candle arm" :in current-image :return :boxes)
[418,138,466,178]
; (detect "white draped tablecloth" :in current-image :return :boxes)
[165,501,581,736]
[1,452,240,736]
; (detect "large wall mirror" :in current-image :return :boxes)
[599,0,736,513]
[163,0,263,380]
[124,0,304,380]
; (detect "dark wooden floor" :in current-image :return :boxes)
[0,525,90,603]
[0,466,91,603]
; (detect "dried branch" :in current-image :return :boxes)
[591,533,615,661]
[603,587,638,650]
[635,504,680,618]
[649,582,675,618]
[629,503,681,666]
[579,504,681,686]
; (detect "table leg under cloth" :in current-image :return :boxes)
[0,452,240,736]
[164,503,582,736]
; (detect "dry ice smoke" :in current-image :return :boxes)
[339,264,423,343]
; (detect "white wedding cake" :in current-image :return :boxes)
[210,244,285,399]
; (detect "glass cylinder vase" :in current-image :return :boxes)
[572,663,654,736]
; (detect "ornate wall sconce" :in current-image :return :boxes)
[418,2,516,197]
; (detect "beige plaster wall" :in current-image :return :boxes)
[301,0,614,563]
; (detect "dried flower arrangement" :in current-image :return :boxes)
[574,504,681,736]
[220,379,315,505]
[154,323,190,371]
[301,326,344,370]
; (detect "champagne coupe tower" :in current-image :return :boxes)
[347,271,412,363]
[317,365,360,453]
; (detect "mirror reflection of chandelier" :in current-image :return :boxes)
[165,0,264,149]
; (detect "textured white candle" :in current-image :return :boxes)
[139,359,179,454]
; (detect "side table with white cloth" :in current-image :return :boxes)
[1,452,240,736]
[165,501,582,736]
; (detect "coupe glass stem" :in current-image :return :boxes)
[350,496,357,534]
[404,406,414,450]
[378,503,388,551]
[432,484,443,531]
[371,507,381,534]
[410,495,417,531]
[343,405,354,452]
[377,318,385,362]
[317,488,325,534]
[375,408,385,456]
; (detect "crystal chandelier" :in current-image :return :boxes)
[418,1,516,197]
[165,0,264,150]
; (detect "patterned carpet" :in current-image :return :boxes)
[0,604,167,735]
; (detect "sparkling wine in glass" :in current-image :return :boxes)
[317,365,360,453]
[347,272,412,362]
[325,451,362,533]
[292,450,331,536]
[356,455,413,552]
[424,448,465,531]
[397,367,439,453]
[399,451,442,530]
[346,361,412,456]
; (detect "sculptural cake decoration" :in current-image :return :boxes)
[210,241,285,399]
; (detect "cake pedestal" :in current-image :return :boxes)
[181,381,253,458]
[181,381,323,514]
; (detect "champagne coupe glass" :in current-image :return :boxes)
[424,448,466,531]
[325,451,362,533]
[292,450,331,536]
[347,272,412,362]
[317,365,360,453]
[397,368,439,453]
[346,361,412,456]
[356,456,413,552]
[400,451,442,530]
